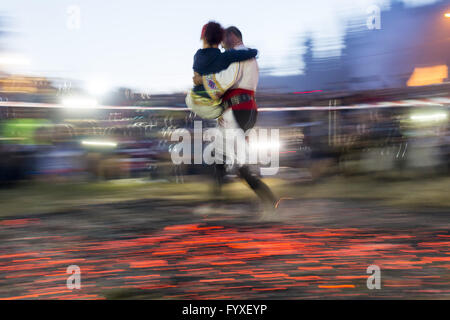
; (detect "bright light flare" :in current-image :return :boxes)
[410,113,447,122]
[86,77,110,96]
[445,12,450,18]
[0,54,31,66]
[62,97,98,108]
[81,140,118,148]
[250,140,282,152]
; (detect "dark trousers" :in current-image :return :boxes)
[214,108,277,206]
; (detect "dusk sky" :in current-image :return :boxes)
[0,0,441,93]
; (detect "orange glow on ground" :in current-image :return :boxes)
[1,200,450,299]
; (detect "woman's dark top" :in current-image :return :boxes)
[192,47,258,98]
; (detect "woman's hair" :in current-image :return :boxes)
[201,21,224,46]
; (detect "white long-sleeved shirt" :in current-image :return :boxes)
[201,45,259,100]
[229,45,259,92]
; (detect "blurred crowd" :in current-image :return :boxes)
[0,89,448,188]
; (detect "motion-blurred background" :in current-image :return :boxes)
[0,0,450,301]
[0,0,449,187]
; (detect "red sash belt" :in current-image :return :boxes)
[222,89,257,110]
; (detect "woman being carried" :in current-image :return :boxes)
[186,21,258,119]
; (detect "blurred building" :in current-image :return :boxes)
[0,74,57,102]
[260,1,450,93]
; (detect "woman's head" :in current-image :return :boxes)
[201,21,224,47]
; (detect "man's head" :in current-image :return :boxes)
[223,26,243,49]
[201,21,224,48]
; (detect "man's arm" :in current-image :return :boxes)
[199,62,241,100]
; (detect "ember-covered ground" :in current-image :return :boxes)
[1,195,449,300]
